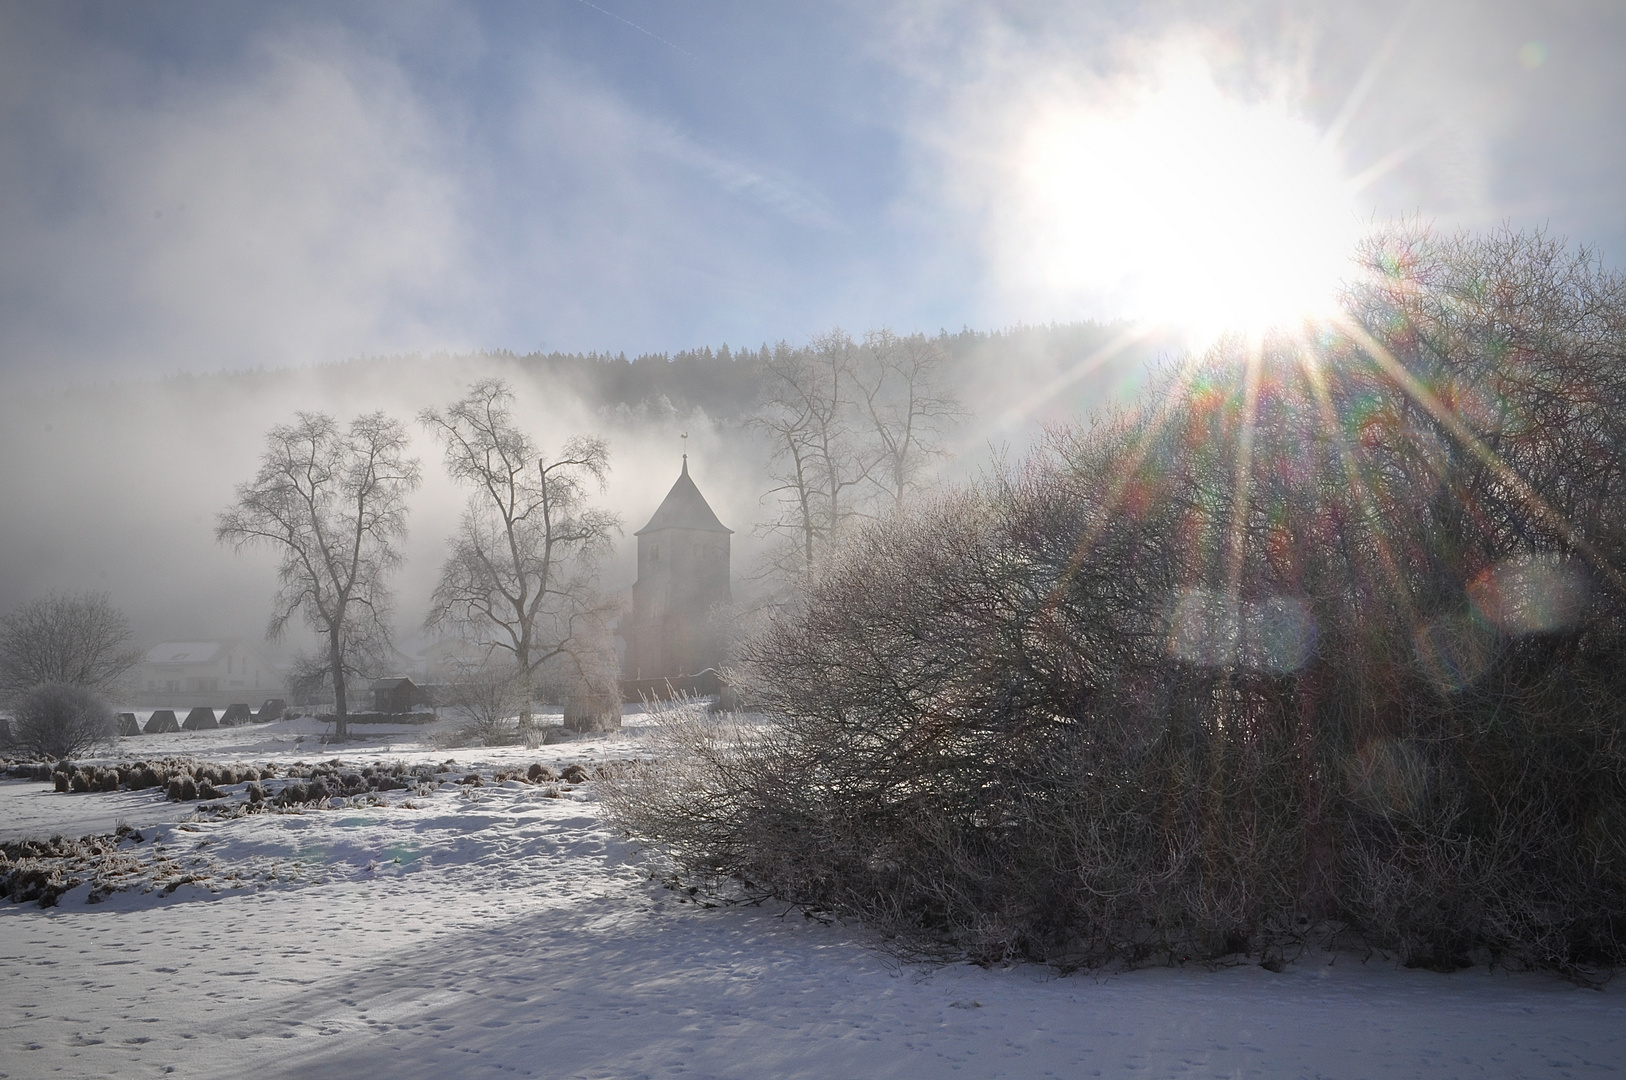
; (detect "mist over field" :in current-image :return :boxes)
[0,326,1160,655]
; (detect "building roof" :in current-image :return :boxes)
[143,641,228,665]
[370,677,418,691]
[635,458,733,536]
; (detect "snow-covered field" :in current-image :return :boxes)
[4,717,1625,1079]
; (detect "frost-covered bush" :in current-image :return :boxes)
[11,683,115,759]
[609,228,1626,978]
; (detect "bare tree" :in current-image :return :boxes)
[0,591,142,702]
[752,334,850,576]
[855,329,966,508]
[421,380,619,739]
[751,328,963,577]
[561,602,623,733]
[216,412,420,738]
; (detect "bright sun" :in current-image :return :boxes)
[1014,51,1360,337]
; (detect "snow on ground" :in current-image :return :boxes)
[3,721,1625,1079]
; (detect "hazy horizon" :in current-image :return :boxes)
[0,324,1163,659]
[4,0,1625,667]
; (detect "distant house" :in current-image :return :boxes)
[136,640,286,709]
[370,677,429,715]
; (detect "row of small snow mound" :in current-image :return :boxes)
[117,700,285,736]
[2,758,630,908]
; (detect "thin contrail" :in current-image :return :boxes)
[572,0,699,60]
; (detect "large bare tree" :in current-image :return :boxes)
[421,380,618,738]
[217,412,420,738]
[0,591,142,702]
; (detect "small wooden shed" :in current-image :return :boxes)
[371,677,427,715]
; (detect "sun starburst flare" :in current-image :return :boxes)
[1007,46,1364,340]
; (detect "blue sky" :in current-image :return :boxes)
[2,0,1624,383]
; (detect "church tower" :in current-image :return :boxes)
[624,456,732,682]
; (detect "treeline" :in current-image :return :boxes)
[428,320,1143,418]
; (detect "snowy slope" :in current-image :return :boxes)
[2,724,1624,1079]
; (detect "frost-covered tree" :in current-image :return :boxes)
[0,591,141,702]
[752,328,962,577]
[421,380,618,738]
[217,412,420,738]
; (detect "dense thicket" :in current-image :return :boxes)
[607,227,1626,978]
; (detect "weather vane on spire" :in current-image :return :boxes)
[681,431,688,466]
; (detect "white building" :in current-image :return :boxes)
[135,640,286,708]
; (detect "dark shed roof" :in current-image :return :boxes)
[635,458,732,536]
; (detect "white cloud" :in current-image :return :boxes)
[0,20,474,379]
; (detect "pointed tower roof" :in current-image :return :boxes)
[635,457,733,536]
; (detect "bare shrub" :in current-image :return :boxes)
[444,663,525,745]
[11,684,116,760]
[600,701,776,879]
[612,226,1626,977]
